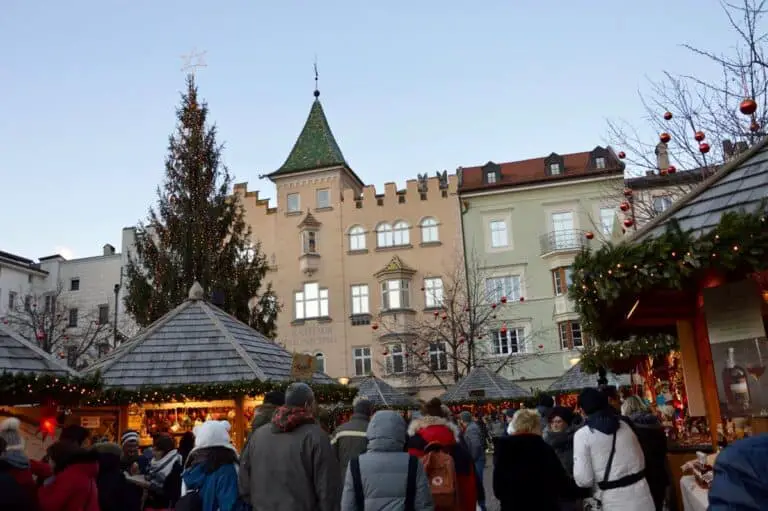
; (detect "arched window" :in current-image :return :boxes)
[315,352,325,373]
[349,225,366,251]
[376,223,394,248]
[393,221,410,246]
[420,217,439,243]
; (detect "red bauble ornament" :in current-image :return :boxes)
[619,201,630,212]
[459,338,466,344]
[464,306,469,312]
[667,165,676,174]
[2,319,7,324]
[740,98,758,115]
[663,111,673,120]
[750,120,761,132]
[433,310,439,317]
[491,303,497,309]
[659,132,671,144]
[694,131,705,142]
[538,344,544,349]
[623,218,634,228]
[441,313,447,320]
[660,168,668,176]
[382,349,389,356]
[585,231,595,240]
[500,296,507,304]
[519,297,525,303]
[39,417,56,439]
[420,287,425,291]
[371,323,379,330]
[623,188,633,197]
[36,332,44,341]
[617,151,626,159]
[699,142,711,154]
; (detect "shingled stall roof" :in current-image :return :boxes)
[440,366,531,403]
[87,282,332,389]
[0,323,78,376]
[354,376,418,408]
[546,362,628,394]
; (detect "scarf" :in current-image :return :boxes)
[585,409,620,435]
[146,449,180,488]
[271,406,316,433]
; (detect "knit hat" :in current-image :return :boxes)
[193,420,233,451]
[548,406,575,426]
[353,398,374,417]
[458,411,472,423]
[91,442,123,458]
[0,418,24,451]
[264,391,285,407]
[121,430,139,446]
[578,388,609,416]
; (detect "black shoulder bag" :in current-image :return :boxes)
[351,455,418,511]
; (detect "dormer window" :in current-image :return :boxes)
[549,163,561,175]
[595,157,606,169]
[589,146,611,170]
[482,161,501,185]
[486,171,497,184]
[544,153,565,176]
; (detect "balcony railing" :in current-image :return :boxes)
[539,229,586,255]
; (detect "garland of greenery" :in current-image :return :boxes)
[0,372,102,406]
[570,204,768,341]
[579,335,679,374]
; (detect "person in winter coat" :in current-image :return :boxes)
[458,411,486,511]
[341,410,434,511]
[537,394,555,434]
[332,397,374,479]
[406,398,477,511]
[487,413,505,439]
[493,409,587,511]
[119,430,145,511]
[621,396,669,511]
[0,417,49,509]
[145,433,183,510]
[0,437,36,511]
[239,382,341,511]
[573,388,654,511]
[60,425,92,448]
[178,431,196,467]
[709,434,768,510]
[38,440,100,511]
[244,390,285,452]
[91,441,134,511]
[543,406,584,511]
[180,420,241,511]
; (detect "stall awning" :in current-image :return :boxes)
[440,366,531,402]
[0,323,78,376]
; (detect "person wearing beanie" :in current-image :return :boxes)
[0,437,37,511]
[0,417,49,510]
[536,394,555,433]
[144,433,183,510]
[543,406,583,510]
[38,440,100,511]
[240,382,341,511]
[330,396,374,480]
[91,442,133,511]
[59,425,91,447]
[573,388,653,511]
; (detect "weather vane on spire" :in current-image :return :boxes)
[181,49,208,76]
[313,56,320,98]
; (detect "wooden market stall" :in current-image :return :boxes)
[570,136,768,509]
[440,366,531,415]
[546,361,629,408]
[85,283,352,450]
[354,376,419,408]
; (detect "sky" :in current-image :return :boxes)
[1,1,738,260]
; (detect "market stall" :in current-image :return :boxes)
[545,361,629,408]
[355,376,418,408]
[570,135,768,509]
[85,282,354,449]
[440,366,531,415]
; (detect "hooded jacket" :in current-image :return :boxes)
[709,434,768,511]
[38,449,100,511]
[331,411,370,479]
[0,458,36,511]
[627,412,669,511]
[0,448,45,511]
[341,411,434,511]
[406,415,477,511]
[239,405,341,511]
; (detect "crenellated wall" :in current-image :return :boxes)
[341,174,458,210]
[233,183,278,215]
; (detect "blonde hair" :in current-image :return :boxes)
[509,409,541,435]
[621,395,648,417]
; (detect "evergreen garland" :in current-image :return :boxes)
[579,335,679,374]
[0,372,102,406]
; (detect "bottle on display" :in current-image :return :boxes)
[722,347,751,415]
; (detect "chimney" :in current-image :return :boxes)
[102,244,115,256]
[654,142,670,171]
[722,139,734,159]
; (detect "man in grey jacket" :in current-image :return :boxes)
[331,397,373,480]
[341,410,433,511]
[240,382,341,511]
[459,411,486,511]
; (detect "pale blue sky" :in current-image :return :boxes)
[1,1,733,259]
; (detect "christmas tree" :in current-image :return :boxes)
[124,75,279,336]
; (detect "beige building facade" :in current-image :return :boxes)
[236,90,461,395]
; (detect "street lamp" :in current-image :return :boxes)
[338,377,350,386]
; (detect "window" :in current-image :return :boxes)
[420,217,439,243]
[381,279,410,310]
[559,321,585,349]
[491,327,526,355]
[349,225,366,251]
[8,291,16,310]
[294,283,329,319]
[24,296,32,312]
[316,189,330,209]
[98,305,109,324]
[429,342,448,371]
[485,276,521,303]
[44,294,55,314]
[386,344,407,374]
[68,308,78,327]
[393,221,410,246]
[551,211,575,249]
[653,195,673,213]
[552,267,574,296]
[314,352,325,373]
[486,171,497,184]
[599,208,615,235]
[489,220,509,248]
[27,274,32,284]
[70,278,80,291]
[595,157,606,169]
[302,231,318,254]
[287,193,300,213]
[424,277,444,308]
[351,285,369,315]
[376,223,394,247]
[353,347,372,376]
[549,163,561,175]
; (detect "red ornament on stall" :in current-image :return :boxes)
[740,98,758,115]
[619,201,630,212]
[500,296,507,304]
[699,142,711,154]
[371,323,379,331]
[623,188,633,197]
[617,151,626,159]
[624,218,634,228]
[659,132,671,144]
[39,417,56,440]
[667,165,677,174]
[585,231,595,240]
[663,111,673,120]
[694,131,705,142]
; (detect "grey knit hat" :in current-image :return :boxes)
[0,418,24,450]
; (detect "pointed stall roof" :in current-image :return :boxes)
[546,362,628,394]
[0,323,78,376]
[87,282,333,389]
[354,376,418,407]
[440,366,531,403]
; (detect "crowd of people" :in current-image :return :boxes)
[0,382,763,510]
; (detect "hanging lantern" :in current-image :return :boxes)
[619,201,630,212]
[624,218,634,228]
[371,323,379,331]
[617,151,626,159]
[663,111,673,120]
[659,132,671,144]
[623,188,633,197]
[500,296,508,304]
[667,165,677,174]
[585,231,595,240]
[694,131,705,142]
[699,142,711,154]
[740,98,758,115]
[39,416,56,440]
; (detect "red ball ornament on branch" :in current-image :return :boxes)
[623,218,634,228]
[538,344,544,350]
[382,349,389,356]
[694,131,705,142]
[585,231,595,240]
[441,313,448,320]
[500,323,507,335]
[371,323,379,331]
[660,168,668,176]
[433,310,439,317]
[699,142,711,154]
[491,303,497,309]
[519,297,525,303]
[36,332,44,341]
[617,151,626,159]
[623,188,633,198]
[667,165,677,174]
[500,296,507,304]
[663,111,673,120]
[459,336,466,344]
[619,201,630,212]
[659,132,671,144]
[740,98,758,115]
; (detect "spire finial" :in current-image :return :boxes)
[188,281,204,301]
[313,57,320,98]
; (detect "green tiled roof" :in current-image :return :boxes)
[270,97,347,177]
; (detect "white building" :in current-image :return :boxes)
[0,251,48,316]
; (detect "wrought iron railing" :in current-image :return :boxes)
[539,229,586,255]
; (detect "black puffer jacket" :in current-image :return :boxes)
[628,412,669,511]
[92,448,134,511]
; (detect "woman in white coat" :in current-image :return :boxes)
[572,388,654,511]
